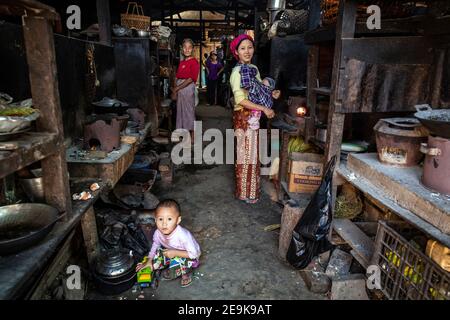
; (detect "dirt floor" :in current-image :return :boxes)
[88,101,326,300]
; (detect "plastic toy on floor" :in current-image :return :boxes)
[137,256,157,288]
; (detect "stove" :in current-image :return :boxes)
[84,118,121,153]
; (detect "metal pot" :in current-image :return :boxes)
[0,204,63,255]
[112,24,131,37]
[92,97,130,115]
[414,104,450,139]
[92,249,137,295]
[95,249,135,278]
[18,177,45,202]
[420,135,450,195]
[374,117,429,167]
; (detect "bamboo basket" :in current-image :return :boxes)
[121,2,150,31]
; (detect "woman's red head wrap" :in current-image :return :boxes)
[229,34,254,61]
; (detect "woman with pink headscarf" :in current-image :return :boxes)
[229,34,280,204]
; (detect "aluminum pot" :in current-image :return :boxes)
[414,104,450,139]
[0,204,63,255]
[18,177,45,202]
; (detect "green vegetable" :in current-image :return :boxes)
[0,107,36,117]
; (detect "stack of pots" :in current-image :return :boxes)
[91,249,137,295]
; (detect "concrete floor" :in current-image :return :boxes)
[90,103,326,300]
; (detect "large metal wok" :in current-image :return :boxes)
[414,105,450,139]
[0,204,64,256]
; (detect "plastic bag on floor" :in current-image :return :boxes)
[286,156,337,269]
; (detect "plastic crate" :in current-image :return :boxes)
[372,221,450,300]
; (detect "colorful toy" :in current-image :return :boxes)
[137,256,153,288]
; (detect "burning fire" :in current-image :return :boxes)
[297,106,307,117]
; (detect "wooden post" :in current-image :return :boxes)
[200,10,203,87]
[253,6,258,65]
[96,0,112,46]
[22,16,72,218]
[308,0,321,31]
[326,0,357,237]
[306,45,319,142]
[80,206,100,266]
[325,0,357,163]
[234,0,239,34]
[431,49,445,107]
[170,0,174,28]
[279,201,304,261]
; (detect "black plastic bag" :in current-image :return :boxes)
[286,156,337,269]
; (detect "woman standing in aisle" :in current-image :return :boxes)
[171,38,200,143]
[205,51,224,105]
[229,34,280,204]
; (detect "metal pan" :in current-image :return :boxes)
[414,104,450,139]
[0,204,64,256]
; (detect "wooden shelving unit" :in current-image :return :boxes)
[303,0,450,267]
[0,0,104,299]
[0,0,71,215]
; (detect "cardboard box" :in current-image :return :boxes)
[288,152,324,194]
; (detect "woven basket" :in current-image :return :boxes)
[121,2,150,31]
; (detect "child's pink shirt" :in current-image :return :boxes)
[148,225,201,260]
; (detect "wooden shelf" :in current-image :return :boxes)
[0,178,106,299]
[337,161,450,248]
[312,87,331,96]
[304,16,430,45]
[0,132,60,179]
[333,218,375,269]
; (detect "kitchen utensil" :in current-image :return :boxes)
[19,177,45,202]
[92,249,136,295]
[92,97,130,115]
[112,24,131,37]
[0,204,63,255]
[0,112,39,134]
[133,28,150,37]
[420,135,450,195]
[414,104,450,139]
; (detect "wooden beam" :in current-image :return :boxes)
[341,37,433,65]
[22,16,72,218]
[80,206,99,266]
[308,0,321,31]
[96,0,111,46]
[0,0,60,20]
[306,45,319,142]
[234,0,238,34]
[333,219,375,269]
[327,0,357,239]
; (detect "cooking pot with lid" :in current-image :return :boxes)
[92,248,137,295]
